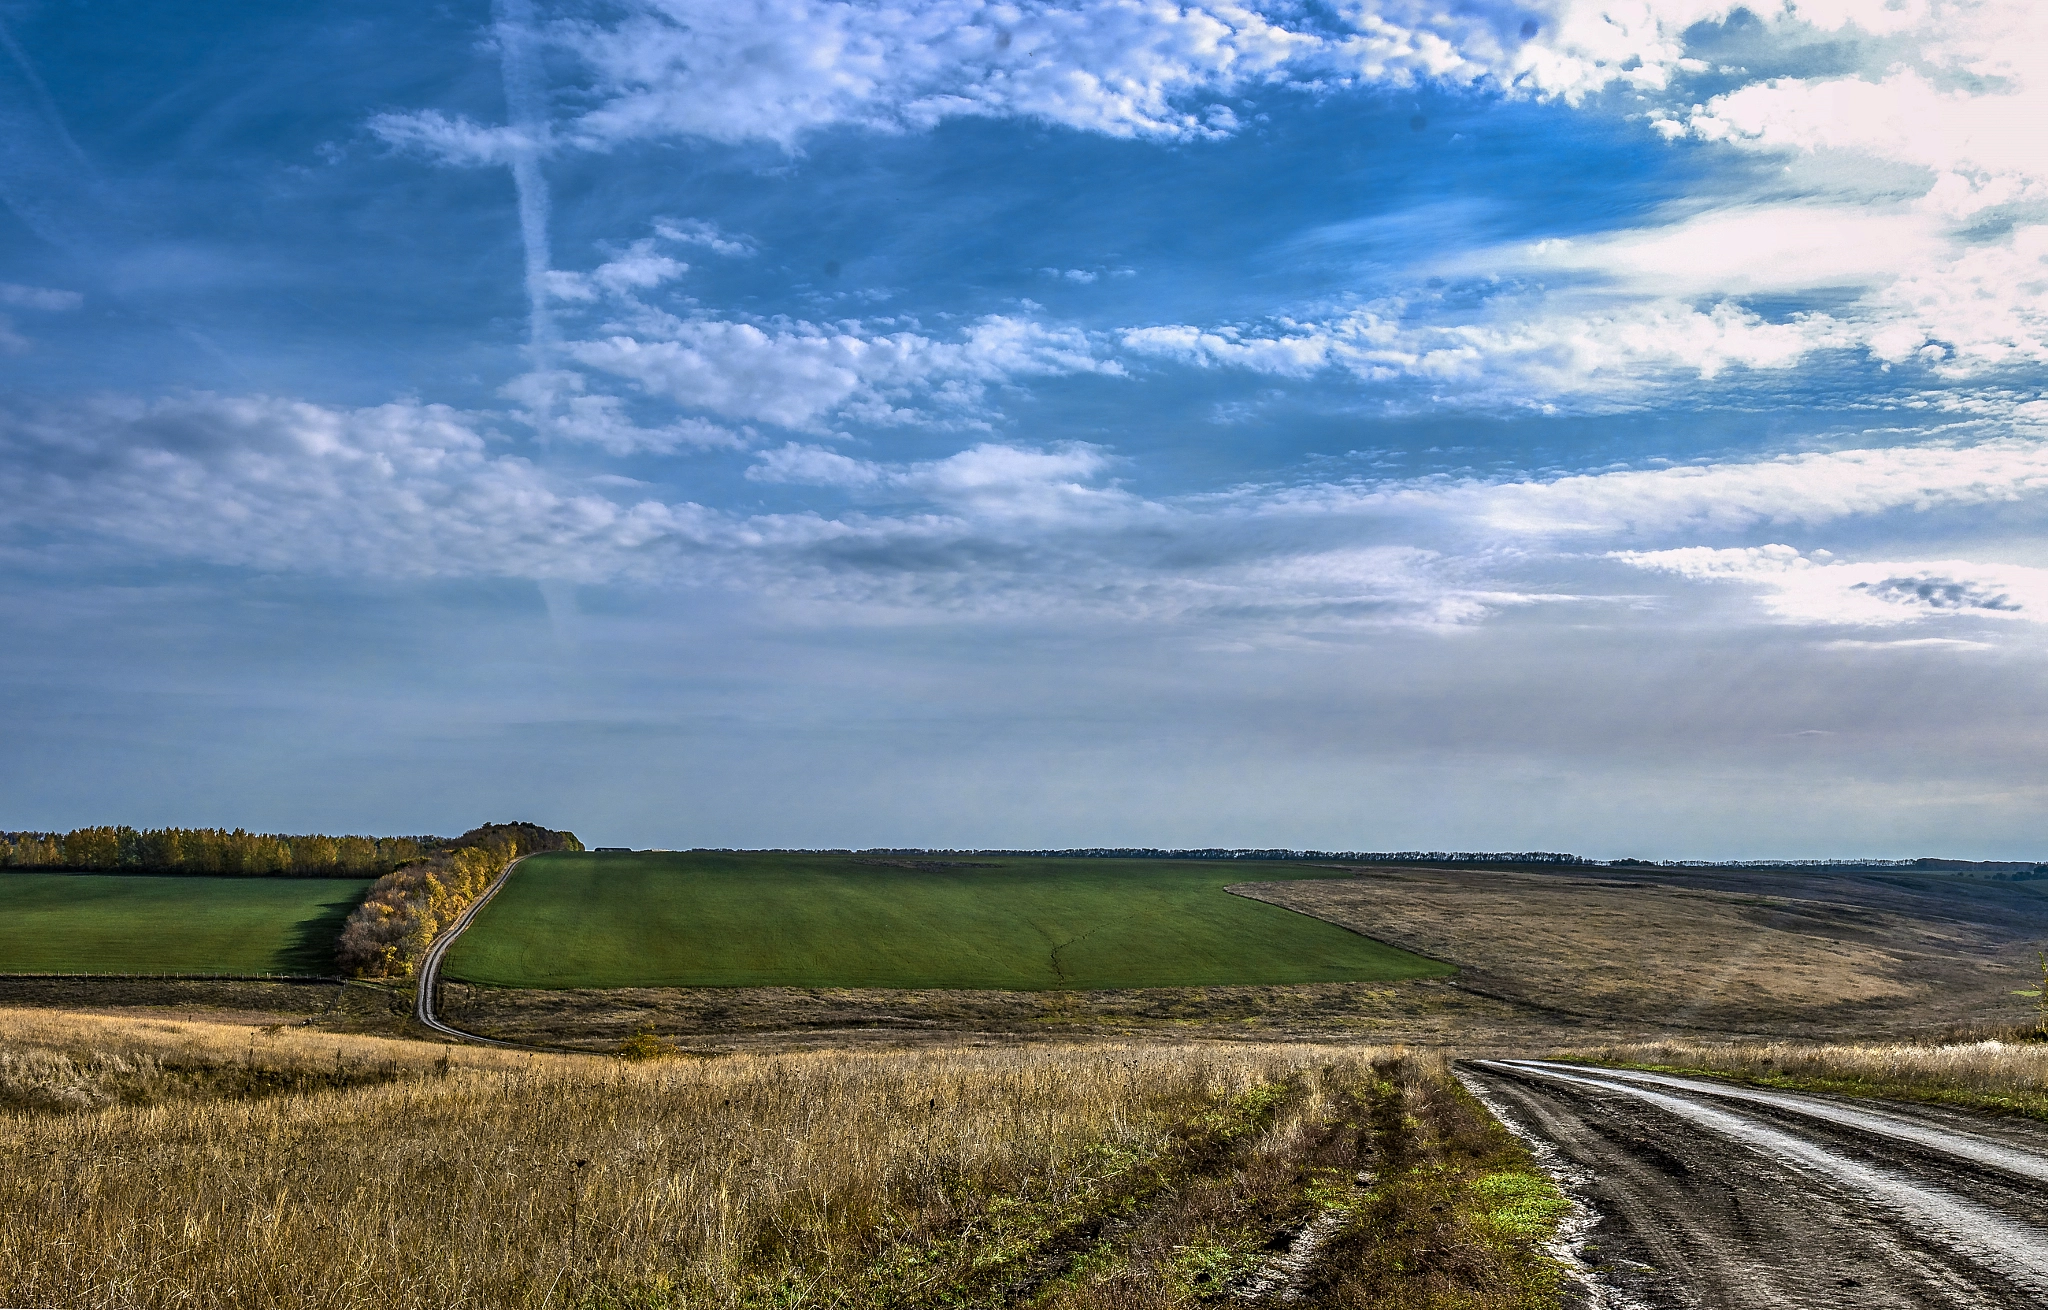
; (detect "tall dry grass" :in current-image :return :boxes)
[0,1005,546,1112]
[1568,1037,2048,1117]
[0,1008,1374,1309]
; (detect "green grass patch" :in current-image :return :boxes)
[0,873,371,975]
[1472,1170,1572,1242]
[445,851,1452,990]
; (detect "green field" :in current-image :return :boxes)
[0,873,371,975]
[445,851,1452,990]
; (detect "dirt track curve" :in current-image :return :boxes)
[1464,1060,2048,1309]
[414,854,527,1047]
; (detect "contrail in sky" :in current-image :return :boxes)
[0,16,244,377]
[0,13,105,251]
[493,0,555,371]
[0,14,92,173]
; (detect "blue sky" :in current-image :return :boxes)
[3,0,2046,856]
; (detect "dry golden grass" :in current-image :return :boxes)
[1568,1036,2048,1118]
[0,1008,1574,1309]
[0,1004,551,1112]
[1234,865,2048,1036]
[0,1008,1388,1308]
[1237,870,1919,1018]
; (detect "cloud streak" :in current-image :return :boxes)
[9,389,2048,639]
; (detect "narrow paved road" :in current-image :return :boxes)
[413,854,526,1047]
[1463,1059,2048,1310]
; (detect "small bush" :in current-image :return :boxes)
[617,1023,676,1061]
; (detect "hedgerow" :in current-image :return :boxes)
[335,823,580,978]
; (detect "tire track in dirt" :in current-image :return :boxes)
[1466,1060,2048,1308]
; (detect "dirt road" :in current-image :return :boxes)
[1463,1060,2048,1308]
[414,855,526,1046]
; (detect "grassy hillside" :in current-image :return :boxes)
[443,851,1451,990]
[0,873,370,975]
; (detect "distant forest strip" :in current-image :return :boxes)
[690,847,1606,864]
[687,847,2046,873]
[0,828,437,877]
[336,822,581,979]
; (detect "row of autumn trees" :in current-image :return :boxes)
[335,822,582,979]
[0,827,433,876]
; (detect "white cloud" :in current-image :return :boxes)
[1620,3,2048,387]
[1614,544,2048,625]
[1664,2,2048,197]
[11,383,2048,642]
[363,2,2048,419]
[1485,207,1949,300]
[1122,296,1843,406]
[0,283,83,353]
[653,217,758,257]
[1821,636,1997,650]
[0,283,82,311]
[747,442,886,487]
[555,0,1320,148]
[1862,225,2048,375]
[546,239,689,303]
[366,109,545,166]
[1122,322,1333,378]
[0,389,1459,625]
[501,370,747,453]
[380,1,1939,163]
[541,269,600,303]
[1368,436,2048,537]
[1204,544,1558,629]
[1420,206,2048,393]
[1126,189,2047,407]
[0,393,720,581]
[571,313,1121,429]
[0,394,1155,602]
[748,440,1137,521]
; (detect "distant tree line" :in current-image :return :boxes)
[336,822,581,979]
[1613,856,2047,874]
[0,827,439,877]
[683,847,2046,872]
[694,847,1604,865]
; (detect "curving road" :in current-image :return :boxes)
[413,854,527,1047]
[1463,1059,2048,1309]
